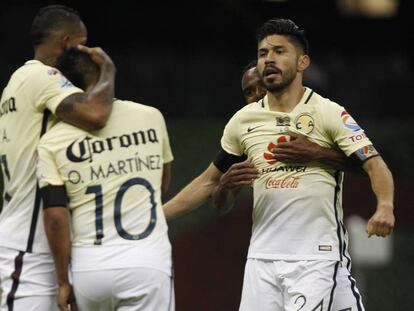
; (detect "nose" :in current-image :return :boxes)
[264,50,276,64]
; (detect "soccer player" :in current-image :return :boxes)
[241,60,355,170]
[213,18,395,310]
[37,49,174,311]
[0,5,115,310]
[241,60,267,104]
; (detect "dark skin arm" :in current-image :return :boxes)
[56,46,116,131]
[213,159,259,215]
[43,207,77,311]
[271,131,358,172]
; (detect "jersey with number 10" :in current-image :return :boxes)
[37,100,173,273]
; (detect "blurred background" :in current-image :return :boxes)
[1,0,413,310]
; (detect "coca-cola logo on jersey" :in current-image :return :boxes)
[265,176,299,189]
[66,129,159,163]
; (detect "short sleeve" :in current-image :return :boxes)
[220,114,243,156]
[32,66,83,114]
[158,110,174,164]
[325,104,373,156]
[37,138,65,189]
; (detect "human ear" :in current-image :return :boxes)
[297,54,310,72]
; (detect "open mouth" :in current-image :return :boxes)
[264,67,282,77]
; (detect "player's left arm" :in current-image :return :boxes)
[359,152,395,237]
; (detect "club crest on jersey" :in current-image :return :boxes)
[341,110,361,132]
[294,113,315,134]
[276,116,290,126]
[263,135,290,164]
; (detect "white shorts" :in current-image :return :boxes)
[72,267,175,311]
[0,246,58,311]
[239,259,364,311]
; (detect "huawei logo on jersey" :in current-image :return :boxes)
[263,135,290,164]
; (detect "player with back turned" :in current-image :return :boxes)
[0,5,115,310]
[37,49,175,311]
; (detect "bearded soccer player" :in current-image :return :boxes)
[0,5,115,310]
[37,49,174,311]
[212,18,394,310]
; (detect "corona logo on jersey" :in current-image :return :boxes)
[263,135,290,164]
[341,110,361,132]
[0,97,17,118]
[66,129,159,163]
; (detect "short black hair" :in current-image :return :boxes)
[30,5,82,47]
[56,48,99,90]
[257,18,309,54]
[242,59,257,76]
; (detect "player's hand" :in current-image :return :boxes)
[271,131,320,163]
[77,45,116,72]
[218,159,260,190]
[366,203,395,237]
[58,283,78,311]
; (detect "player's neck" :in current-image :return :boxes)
[33,45,61,67]
[267,80,305,113]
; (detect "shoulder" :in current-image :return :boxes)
[39,122,81,147]
[113,99,165,120]
[306,89,344,114]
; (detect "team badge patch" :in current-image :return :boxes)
[341,110,361,132]
[276,116,290,126]
[294,113,315,134]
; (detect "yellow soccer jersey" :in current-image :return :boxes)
[37,100,173,271]
[221,87,373,262]
[0,60,82,253]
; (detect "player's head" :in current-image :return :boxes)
[56,48,99,91]
[241,60,266,104]
[256,18,310,92]
[30,5,87,50]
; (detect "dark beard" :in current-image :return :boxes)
[263,69,296,92]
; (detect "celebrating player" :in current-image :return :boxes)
[164,18,394,310]
[214,18,394,310]
[0,5,115,310]
[37,49,174,311]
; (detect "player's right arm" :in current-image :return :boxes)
[37,138,75,311]
[55,46,116,131]
[212,158,259,215]
[163,163,223,221]
[43,202,74,311]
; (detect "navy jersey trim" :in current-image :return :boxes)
[304,90,314,104]
[341,222,352,270]
[40,185,67,208]
[6,251,25,311]
[348,275,364,311]
[213,148,247,173]
[26,109,51,253]
[327,261,340,311]
[333,170,343,262]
